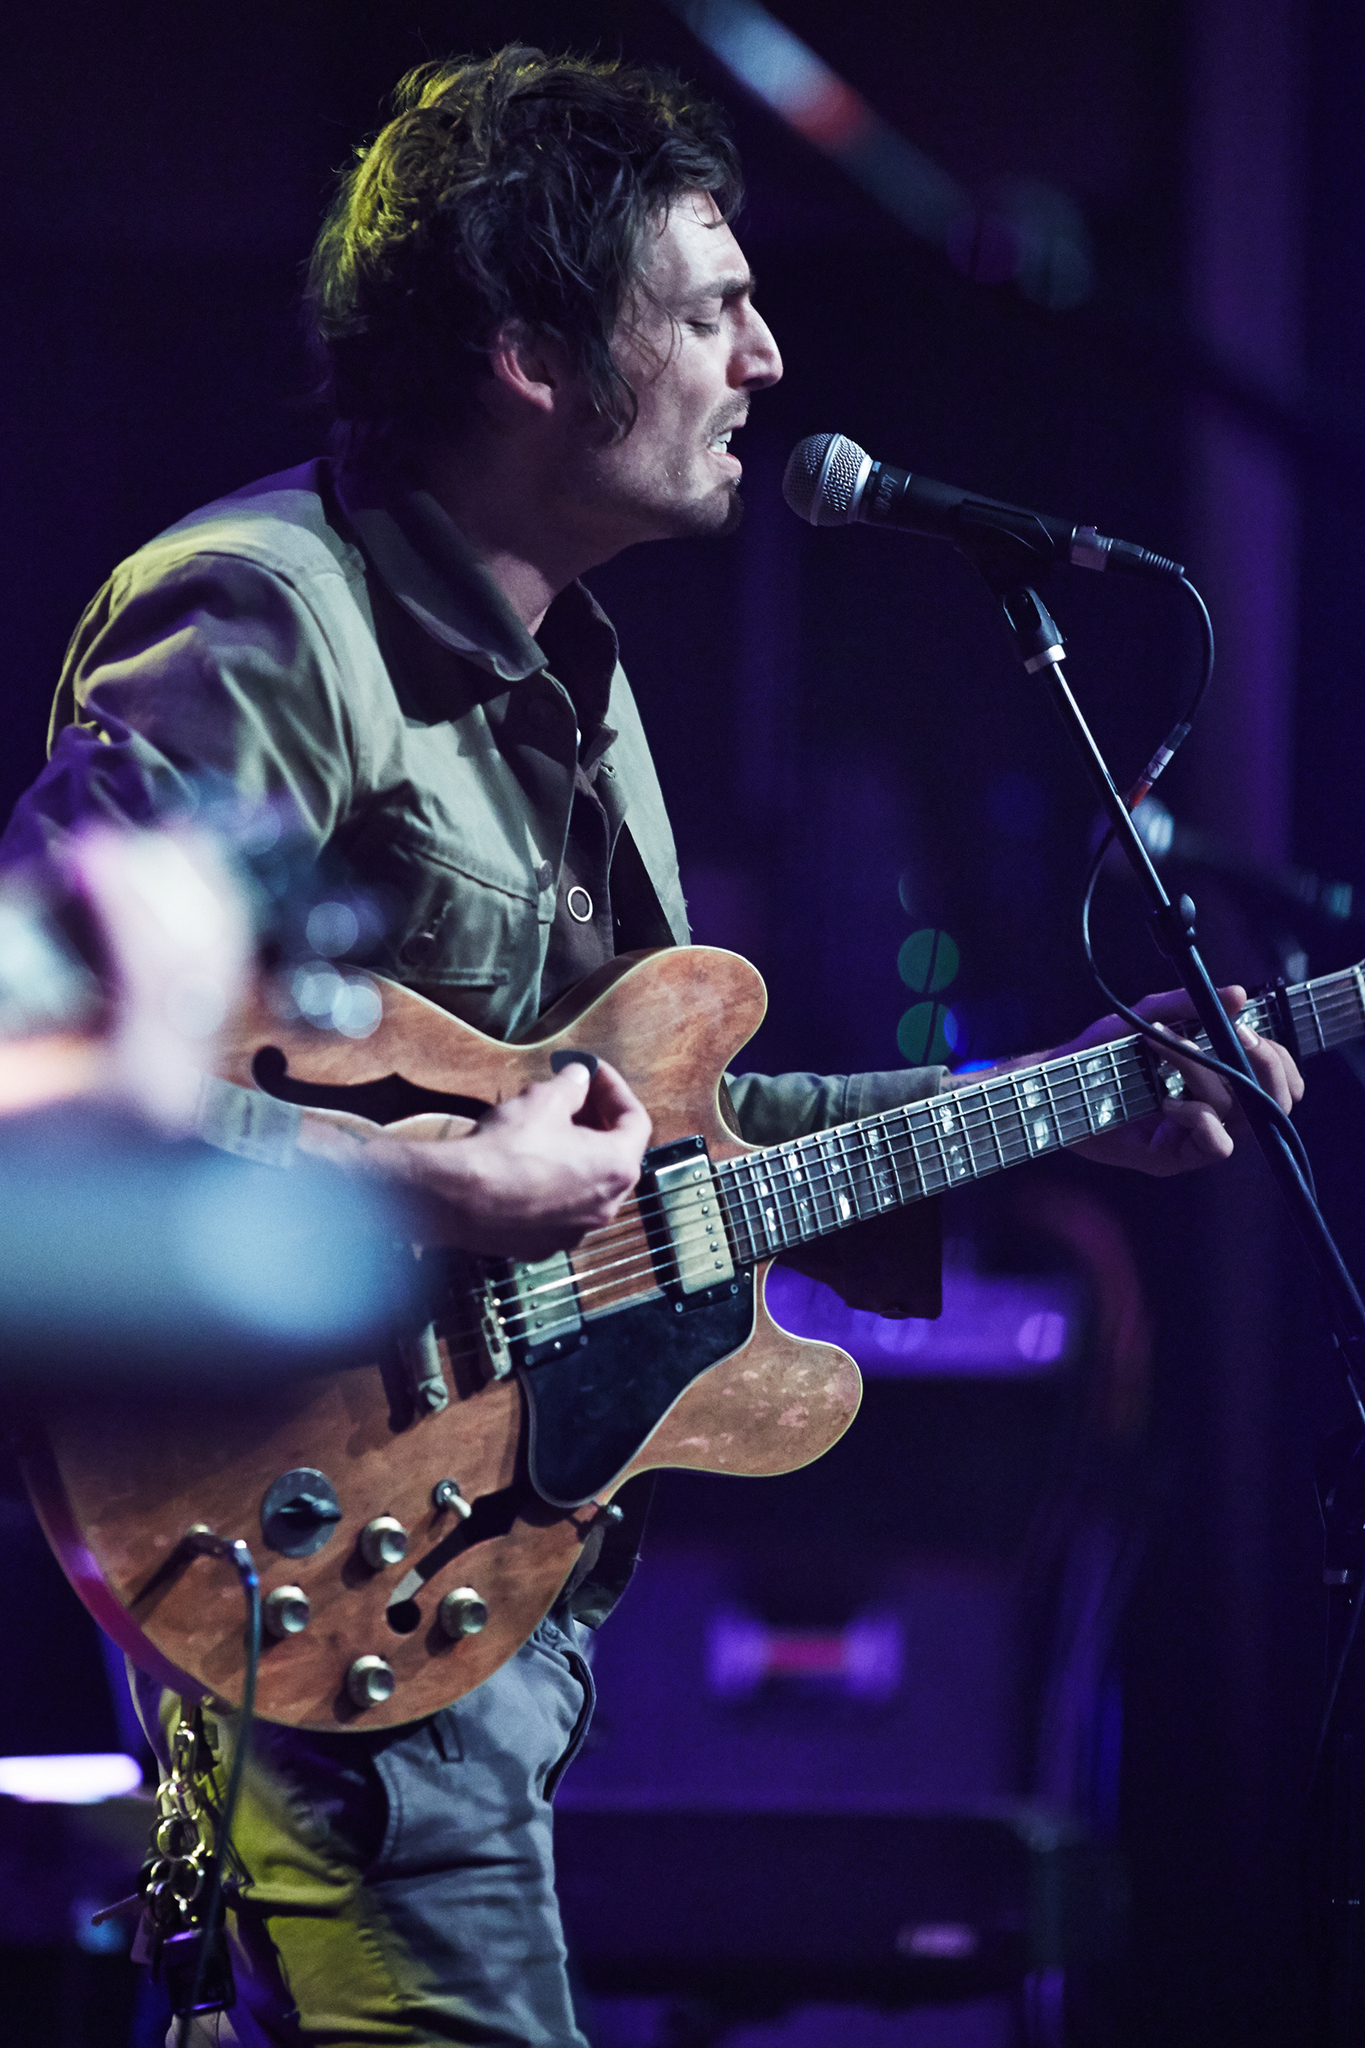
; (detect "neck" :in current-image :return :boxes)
[417,436,601,636]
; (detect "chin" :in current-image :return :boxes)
[663,483,744,540]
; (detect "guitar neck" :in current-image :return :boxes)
[715,961,1365,1265]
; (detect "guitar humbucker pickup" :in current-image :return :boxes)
[477,1250,585,1378]
[641,1136,739,1311]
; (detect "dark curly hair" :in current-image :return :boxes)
[305,47,743,461]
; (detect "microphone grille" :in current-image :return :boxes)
[782,432,871,526]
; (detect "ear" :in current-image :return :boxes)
[486,322,570,418]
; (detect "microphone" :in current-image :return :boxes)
[782,432,1184,581]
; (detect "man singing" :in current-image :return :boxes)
[3,46,1299,2046]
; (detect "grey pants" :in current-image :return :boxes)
[146,1614,595,2046]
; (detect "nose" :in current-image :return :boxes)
[733,302,783,390]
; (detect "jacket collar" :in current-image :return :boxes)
[333,462,619,695]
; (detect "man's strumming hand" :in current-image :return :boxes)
[361,1058,653,1258]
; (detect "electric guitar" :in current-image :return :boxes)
[22,945,1365,1731]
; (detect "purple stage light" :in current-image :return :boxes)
[764,1251,1079,1378]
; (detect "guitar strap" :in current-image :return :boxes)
[560,1472,658,1629]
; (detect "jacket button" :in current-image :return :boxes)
[535,861,554,893]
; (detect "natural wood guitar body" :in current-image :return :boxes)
[25,948,861,1731]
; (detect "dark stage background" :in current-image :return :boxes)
[5,3,1365,2044]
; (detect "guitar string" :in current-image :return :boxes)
[489,1023,1173,1270]
[415,986,1361,1372]
[433,1046,1323,1362]
[456,984,1362,1343]
[501,976,1355,1269]
[474,1057,1179,1334]
[465,979,1352,1286]
[480,1005,1343,1331]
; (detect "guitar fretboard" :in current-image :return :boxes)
[713,962,1365,1265]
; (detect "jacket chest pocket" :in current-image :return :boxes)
[382,845,545,1033]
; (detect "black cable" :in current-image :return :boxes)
[1122,576,1215,810]
[1079,828,1318,1195]
[1075,571,1316,1193]
[175,1536,261,2048]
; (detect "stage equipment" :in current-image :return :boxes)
[784,464,1365,2042]
[556,1811,1123,2011]
[555,1250,1127,2042]
[24,950,1364,1734]
[783,432,1183,580]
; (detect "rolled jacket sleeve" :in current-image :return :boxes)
[724,1065,948,1322]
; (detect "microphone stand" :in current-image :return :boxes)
[968,546,1365,2044]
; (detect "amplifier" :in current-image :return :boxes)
[555,1809,1124,2006]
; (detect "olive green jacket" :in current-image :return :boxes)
[6,461,945,1313]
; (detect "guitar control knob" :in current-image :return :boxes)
[346,1655,396,1708]
[439,1587,489,1640]
[263,1586,310,1639]
[359,1517,409,1569]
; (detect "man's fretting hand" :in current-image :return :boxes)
[950,984,1304,1178]
[1057,985,1302,1176]
[363,1058,652,1259]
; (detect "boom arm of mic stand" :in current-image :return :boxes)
[991,577,1365,1405]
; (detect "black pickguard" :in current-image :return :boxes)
[252,1045,490,1125]
[521,1272,755,1508]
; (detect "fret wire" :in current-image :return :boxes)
[922,1095,955,1192]
[902,1100,941,1194]
[1352,969,1365,1048]
[807,1130,838,1235]
[746,1155,779,1255]
[878,1109,907,1203]
[779,1139,805,1244]
[1053,1055,1087,1144]
[956,1082,994,1178]
[822,1127,848,1227]
[979,1078,1007,1172]
[796,1134,823,1238]
[710,966,1364,1261]
[832,1124,863,1226]
[717,1159,758,1265]
[1306,980,1326,1054]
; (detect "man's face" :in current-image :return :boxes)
[567,191,782,550]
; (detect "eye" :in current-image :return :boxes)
[688,320,721,336]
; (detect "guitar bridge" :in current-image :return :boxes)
[477,1252,586,1379]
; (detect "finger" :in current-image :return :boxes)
[1236,1022,1303,1108]
[531,1061,594,1113]
[1131,987,1196,1030]
[581,1059,652,1143]
[1153,1097,1234,1166]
